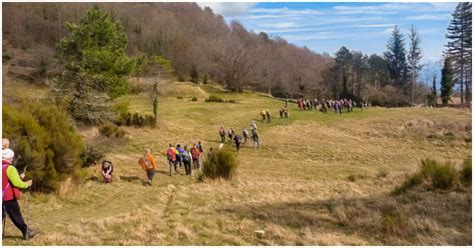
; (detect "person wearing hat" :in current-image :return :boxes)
[2,145,36,240]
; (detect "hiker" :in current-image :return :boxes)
[234,135,242,152]
[279,108,284,118]
[197,141,204,166]
[321,99,327,113]
[266,109,272,123]
[250,121,257,131]
[181,146,192,175]
[219,126,226,143]
[166,144,178,176]
[176,144,184,167]
[139,149,156,185]
[228,128,235,145]
[191,144,201,170]
[242,128,249,143]
[2,147,36,240]
[2,138,9,149]
[283,108,289,118]
[252,129,260,148]
[101,161,113,184]
[260,109,266,122]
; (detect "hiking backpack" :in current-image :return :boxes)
[182,152,190,162]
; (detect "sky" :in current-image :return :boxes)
[197,2,458,79]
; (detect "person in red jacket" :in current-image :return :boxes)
[2,146,36,240]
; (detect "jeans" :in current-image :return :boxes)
[146,168,154,182]
[184,161,191,175]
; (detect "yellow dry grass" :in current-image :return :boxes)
[2,81,472,245]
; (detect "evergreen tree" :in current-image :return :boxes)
[334,46,352,98]
[56,5,137,124]
[384,26,409,90]
[446,2,472,104]
[440,57,455,105]
[190,65,199,84]
[407,25,422,106]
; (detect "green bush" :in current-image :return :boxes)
[81,146,104,167]
[460,158,471,187]
[99,122,128,138]
[421,159,457,189]
[393,159,462,195]
[202,149,238,180]
[3,102,85,192]
[392,172,424,195]
[205,95,224,102]
[191,97,198,101]
[150,55,173,72]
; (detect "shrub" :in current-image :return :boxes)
[3,54,11,62]
[99,122,128,138]
[202,149,238,180]
[191,96,198,101]
[132,113,139,125]
[393,159,461,195]
[202,74,208,84]
[205,95,224,102]
[421,159,457,189]
[99,122,119,137]
[3,102,85,192]
[392,172,424,195]
[228,99,237,103]
[177,96,183,100]
[81,146,104,167]
[460,158,472,187]
[178,75,185,82]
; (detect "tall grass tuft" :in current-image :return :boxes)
[460,158,472,187]
[392,172,424,195]
[205,95,224,102]
[202,149,238,180]
[393,158,463,195]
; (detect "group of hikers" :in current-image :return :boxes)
[164,142,204,177]
[297,97,368,113]
[219,120,260,151]
[2,138,36,240]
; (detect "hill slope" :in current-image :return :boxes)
[2,82,472,245]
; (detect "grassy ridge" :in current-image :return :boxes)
[2,82,471,245]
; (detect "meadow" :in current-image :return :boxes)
[2,81,472,245]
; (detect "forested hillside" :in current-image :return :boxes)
[2,2,333,96]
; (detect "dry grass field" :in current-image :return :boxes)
[2,80,472,245]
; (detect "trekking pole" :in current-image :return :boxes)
[2,205,7,238]
[22,165,30,240]
[24,188,30,240]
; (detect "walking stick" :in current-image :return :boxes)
[22,165,30,240]
[2,205,7,238]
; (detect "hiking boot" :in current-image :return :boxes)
[24,229,36,240]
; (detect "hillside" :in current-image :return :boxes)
[2,78,471,245]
